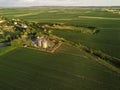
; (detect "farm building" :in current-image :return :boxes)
[21,24,28,28]
[37,36,48,49]
[42,40,48,49]
[31,36,48,49]
[30,35,62,52]
[14,22,17,25]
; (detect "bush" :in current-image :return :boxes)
[11,39,22,47]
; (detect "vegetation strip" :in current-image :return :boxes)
[66,41,120,73]
[0,46,16,56]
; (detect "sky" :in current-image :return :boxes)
[0,0,120,7]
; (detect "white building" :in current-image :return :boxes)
[37,39,48,49]
[38,39,42,47]
[42,40,48,49]
[32,36,48,49]
[0,20,5,24]
[14,22,17,25]
[21,24,28,29]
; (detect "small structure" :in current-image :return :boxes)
[14,22,17,25]
[37,36,48,48]
[21,24,28,29]
[31,36,48,49]
[42,40,48,49]
[3,26,14,32]
[38,39,42,47]
[0,20,5,24]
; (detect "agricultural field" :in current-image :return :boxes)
[0,7,120,90]
[0,44,120,90]
[0,7,120,58]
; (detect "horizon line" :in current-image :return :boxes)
[0,5,120,8]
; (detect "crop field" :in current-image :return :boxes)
[0,7,120,90]
[0,8,120,58]
[0,44,120,90]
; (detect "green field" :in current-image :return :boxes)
[0,44,120,90]
[0,8,120,58]
[0,7,120,90]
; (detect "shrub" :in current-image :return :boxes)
[11,39,22,47]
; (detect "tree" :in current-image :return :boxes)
[5,34,11,41]
[11,39,22,47]
[35,32,42,37]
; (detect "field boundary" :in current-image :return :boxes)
[64,41,120,74]
[0,46,16,56]
[83,50,120,74]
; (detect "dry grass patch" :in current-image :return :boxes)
[78,16,120,20]
[15,12,40,17]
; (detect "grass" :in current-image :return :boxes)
[0,44,120,90]
[0,46,16,56]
